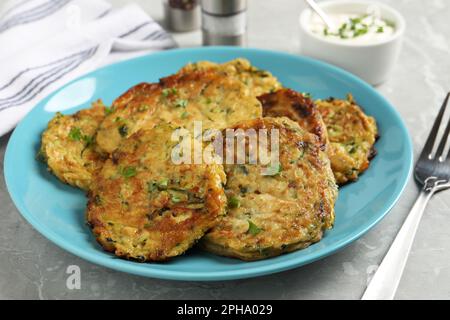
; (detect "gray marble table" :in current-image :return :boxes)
[1,0,449,299]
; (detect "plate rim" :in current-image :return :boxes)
[4,46,414,281]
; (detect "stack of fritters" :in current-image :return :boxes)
[39,58,377,262]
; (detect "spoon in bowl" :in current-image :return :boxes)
[305,0,335,30]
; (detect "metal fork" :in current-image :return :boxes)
[362,92,450,300]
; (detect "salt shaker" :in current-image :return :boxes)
[163,0,201,32]
[201,0,247,46]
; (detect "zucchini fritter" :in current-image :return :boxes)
[201,117,338,261]
[95,68,263,154]
[259,88,328,150]
[179,58,282,97]
[87,123,227,261]
[316,95,378,185]
[39,101,107,190]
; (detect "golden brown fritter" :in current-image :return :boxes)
[39,100,107,190]
[95,68,263,155]
[316,95,378,185]
[179,58,282,97]
[259,88,328,150]
[201,117,338,261]
[87,123,227,261]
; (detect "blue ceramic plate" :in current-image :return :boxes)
[4,47,413,281]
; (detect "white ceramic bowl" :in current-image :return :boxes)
[299,0,405,85]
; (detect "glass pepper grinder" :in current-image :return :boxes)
[163,0,201,32]
[201,0,248,46]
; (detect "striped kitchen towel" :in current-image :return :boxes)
[0,0,177,137]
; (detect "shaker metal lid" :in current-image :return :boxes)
[201,0,247,15]
[164,1,200,32]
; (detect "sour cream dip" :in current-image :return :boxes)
[299,1,405,84]
[309,12,396,45]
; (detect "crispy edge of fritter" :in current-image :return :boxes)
[39,100,107,190]
[259,88,329,151]
[180,58,282,96]
[112,82,159,110]
[202,237,322,261]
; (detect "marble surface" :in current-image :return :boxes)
[1,0,450,300]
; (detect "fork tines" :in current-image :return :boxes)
[418,92,450,162]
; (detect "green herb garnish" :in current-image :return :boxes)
[105,106,113,115]
[247,220,262,235]
[157,178,169,190]
[162,88,177,97]
[350,17,362,25]
[168,189,188,203]
[228,196,240,209]
[180,111,189,119]
[324,14,390,39]
[69,127,93,148]
[68,127,82,141]
[121,166,137,178]
[354,27,368,37]
[147,180,177,193]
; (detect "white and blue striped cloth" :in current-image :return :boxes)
[0,0,176,137]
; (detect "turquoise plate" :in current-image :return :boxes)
[4,47,413,281]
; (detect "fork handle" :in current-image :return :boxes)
[361,185,435,300]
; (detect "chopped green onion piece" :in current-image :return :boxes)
[228,196,240,209]
[180,111,189,119]
[157,179,168,190]
[247,220,262,235]
[162,88,177,97]
[121,166,136,178]
[68,127,82,141]
[105,106,113,115]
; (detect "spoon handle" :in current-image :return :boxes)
[305,0,335,30]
